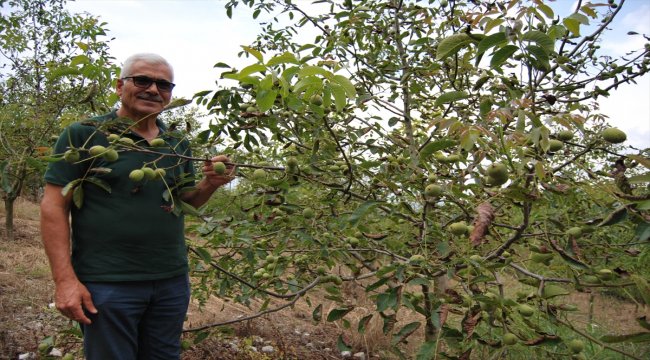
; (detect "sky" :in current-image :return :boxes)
[62,0,650,149]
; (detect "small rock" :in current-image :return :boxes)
[353,352,366,360]
[18,353,36,360]
[48,302,56,309]
[341,350,352,358]
[306,342,314,348]
[261,345,275,353]
[324,347,332,352]
[49,348,63,357]
[250,346,258,353]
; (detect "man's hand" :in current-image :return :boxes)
[55,278,97,325]
[202,155,236,188]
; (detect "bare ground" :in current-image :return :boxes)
[1,198,648,359]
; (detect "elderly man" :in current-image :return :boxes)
[40,53,233,359]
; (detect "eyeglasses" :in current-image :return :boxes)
[122,76,175,92]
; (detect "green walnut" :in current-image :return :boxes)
[424,183,444,197]
[142,167,156,180]
[448,221,469,236]
[286,157,299,168]
[503,333,518,346]
[64,149,80,163]
[568,339,585,354]
[119,137,135,145]
[302,207,315,219]
[517,304,535,317]
[150,138,165,147]
[129,169,145,182]
[103,149,119,162]
[88,145,106,157]
[597,268,615,281]
[251,168,267,181]
[155,168,166,179]
[566,227,583,237]
[556,130,574,141]
[548,139,564,152]
[601,127,627,144]
[213,161,226,175]
[309,94,323,106]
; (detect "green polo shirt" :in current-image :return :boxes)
[44,111,195,282]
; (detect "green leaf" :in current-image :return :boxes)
[72,186,84,209]
[637,316,650,331]
[434,90,468,107]
[239,64,266,79]
[349,200,382,226]
[415,341,438,360]
[330,83,347,111]
[327,306,355,322]
[459,127,480,152]
[376,287,399,312]
[537,3,554,18]
[256,89,278,112]
[600,332,650,344]
[61,179,82,197]
[312,304,323,322]
[476,32,507,57]
[436,33,472,60]
[241,46,263,62]
[542,284,570,299]
[526,44,551,71]
[391,322,421,345]
[490,45,518,69]
[629,173,650,184]
[381,313,397,334]
[162,98,191,112]
[293,76,323,93]
[522,30,554,52]
[580,5,597,18]
[332,74,357,98]
[631,275,650,305]
[84,177,111,194]
[563,18,581,36]
[336,334,351,352]
[358,314,373,334]
[298,65,331,78]
[195,247,213,264]
[180,201,201,217]
[419,139,456,161]
[597,206,628,227]
[266,52,298,66]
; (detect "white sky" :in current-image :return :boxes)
[64,0,649,149]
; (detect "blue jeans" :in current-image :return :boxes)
[81,274,190,360]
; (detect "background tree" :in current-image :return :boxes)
[0,0,117,241]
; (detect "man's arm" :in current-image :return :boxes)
[180,155,235,208]
[40,183,96,324]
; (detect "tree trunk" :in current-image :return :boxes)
[4,196,15,241]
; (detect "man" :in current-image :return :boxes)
[40,53,234,359]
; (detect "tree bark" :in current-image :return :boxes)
[4,196,15,241]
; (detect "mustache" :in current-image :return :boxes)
[137,94,163,102]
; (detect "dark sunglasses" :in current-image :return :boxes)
[122,76,175,92]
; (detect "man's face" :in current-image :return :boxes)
[116,61,173,121]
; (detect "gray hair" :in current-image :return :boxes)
[120,53,174,81]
